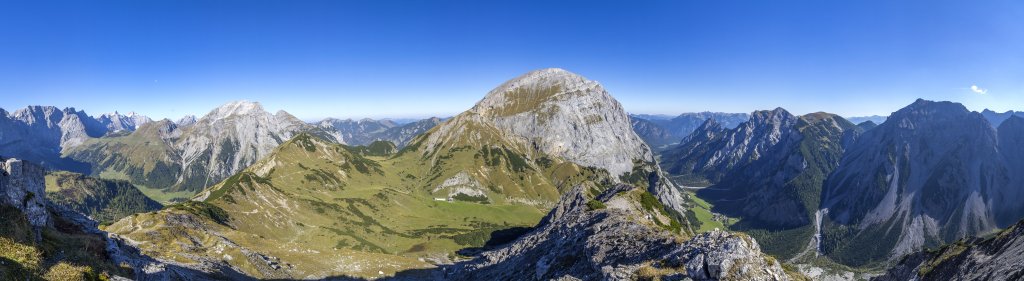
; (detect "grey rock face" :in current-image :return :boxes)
[11,106,107,149]
[0,158,49,228]
[0,106,107,171]
[440,185,789,281]
[662,108,800,183]
[821,99,1023,265]
[462,68,653,178]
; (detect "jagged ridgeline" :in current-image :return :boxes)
[660,109,864,260]
[59,102,441,204]
[659,98,1024,272]
[63,101,342,202]
[107,68,697,279]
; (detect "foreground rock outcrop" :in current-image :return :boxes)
[875,219,1024,281]
[0,158,241,280]
[427,184,793,281]
[1,158,49,229]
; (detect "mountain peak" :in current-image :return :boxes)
[1000,114,1024,130]
[903,99,966,112]
[887,99,975,128]
[749,107,795,124]
[176,115,197,127]
[425,67,658,180]
[697,117,723,132]
[471,68,601,117]
[209,100,266,119]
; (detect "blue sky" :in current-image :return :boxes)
[1,0,1022,120]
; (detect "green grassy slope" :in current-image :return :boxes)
[0,205,129,280]
[110,129,617,278]
[63,120,189,202]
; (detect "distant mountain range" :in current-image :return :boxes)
[980,109,1021,127]
[846,115,888,125]
[657,98,1024,270]
[0,103,443,202]
[629,112,749,149]
[317,117,445,147]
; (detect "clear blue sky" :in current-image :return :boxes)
[1,0,1022,121]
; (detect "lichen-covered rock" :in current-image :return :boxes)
[671,230,788,281]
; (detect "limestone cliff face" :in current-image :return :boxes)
[464,68,653,178]
[0,158,49,228]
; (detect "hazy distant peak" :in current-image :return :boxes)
[749,107,795,122]
[176,115,197,127]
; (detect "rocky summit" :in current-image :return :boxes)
[460,68,653,178]
[422,68,687,215]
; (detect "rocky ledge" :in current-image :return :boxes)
[410,184,793,281]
